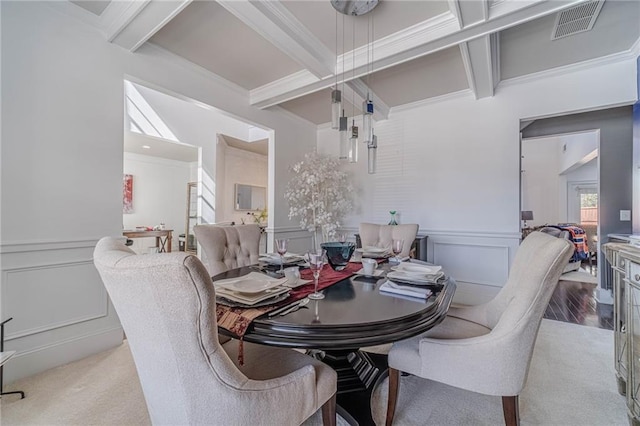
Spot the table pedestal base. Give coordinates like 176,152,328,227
311,349,388,426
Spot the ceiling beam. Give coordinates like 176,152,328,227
345,79,390,121
108,0,192,52
460,33,499,99
217,0,335,79
452,0,489,28
250,0,588,109
217,0,389,120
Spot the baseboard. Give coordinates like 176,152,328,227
4,327,123,384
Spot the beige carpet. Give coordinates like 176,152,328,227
1,319,627,425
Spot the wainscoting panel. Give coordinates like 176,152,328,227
2,261,108,339
428,231,520,290
433,242,510,287
0,238,123,382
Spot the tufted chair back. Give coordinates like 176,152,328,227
359,223,419,258
93,237,337,425
194,224,261,277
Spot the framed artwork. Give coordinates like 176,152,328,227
123,174,133,213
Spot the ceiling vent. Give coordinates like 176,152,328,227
551,0,604,40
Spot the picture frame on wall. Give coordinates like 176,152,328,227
123,174,133,214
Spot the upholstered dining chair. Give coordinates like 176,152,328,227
194,223,261,276
94,237,337,426
385,231,573,426
359,223,419,258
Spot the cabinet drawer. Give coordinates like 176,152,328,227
628,261,640,284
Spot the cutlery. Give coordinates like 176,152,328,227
268,299,305,318
279,298,310,317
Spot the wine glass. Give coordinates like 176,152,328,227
392,239,404,262
275,239,288,274
307,250,326,300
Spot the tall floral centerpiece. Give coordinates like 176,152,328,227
285,152,354,250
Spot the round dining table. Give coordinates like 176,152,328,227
213,265,456,425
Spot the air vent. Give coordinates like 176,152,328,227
551,0,604,40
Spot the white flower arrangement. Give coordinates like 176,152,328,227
285,152,354,241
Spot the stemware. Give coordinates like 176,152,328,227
392,239,404,262
307,250,326,300
275,239,288,274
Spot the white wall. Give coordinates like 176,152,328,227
123,152,194,252
0,1,316,382
318,55,637,300
522,136,561,227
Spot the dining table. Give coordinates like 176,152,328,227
213,261,456,425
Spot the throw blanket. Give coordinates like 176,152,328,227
549,224,589,262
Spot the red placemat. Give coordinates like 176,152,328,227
216,262,363,338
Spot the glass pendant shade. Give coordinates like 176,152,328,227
348,124,358,163
331,89,342,129
362,98,374,143
367,134,377,174
338,115,348,160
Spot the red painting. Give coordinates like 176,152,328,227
123,174,133,214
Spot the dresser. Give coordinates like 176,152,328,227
604,242,640,425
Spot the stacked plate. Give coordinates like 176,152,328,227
355,246,391,258
214,272,290,308
387,263,445,286
259,253,305,266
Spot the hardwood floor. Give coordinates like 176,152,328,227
544,261,613,330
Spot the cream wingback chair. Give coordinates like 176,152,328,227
359,223,419,258
194,224,261,276
94,237,337,426
385,232,573,426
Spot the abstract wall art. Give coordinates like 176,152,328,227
123,174,133,213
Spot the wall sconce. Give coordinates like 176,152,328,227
521,211,534,228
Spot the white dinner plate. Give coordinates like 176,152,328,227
391,263,442,275
214,272,286,294
387,270,444,285
354,268,385,277
216,291,290,308
216,285,289,304
259,253,305,265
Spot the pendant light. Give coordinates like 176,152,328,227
364,12,377,174
338,12,349,160
331,10,341,130
349,122,358,163
348,17,358,163
331,0,379,166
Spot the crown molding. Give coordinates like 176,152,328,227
389,89,474,116
251,70,322,108
498,46,639,90
102,0,150,42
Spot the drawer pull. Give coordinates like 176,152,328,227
621,259,626,267
635,274,640,282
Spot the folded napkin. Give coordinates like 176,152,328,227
380,280,432,300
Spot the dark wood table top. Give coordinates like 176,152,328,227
213,265,456,350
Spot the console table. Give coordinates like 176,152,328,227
123,230,173,253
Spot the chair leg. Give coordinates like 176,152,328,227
386,367,400,426
502,395,520,426
321,392,336,426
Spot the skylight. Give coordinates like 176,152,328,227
124,80,178,142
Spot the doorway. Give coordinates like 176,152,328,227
520,106,634,330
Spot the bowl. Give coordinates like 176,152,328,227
321,242,356,271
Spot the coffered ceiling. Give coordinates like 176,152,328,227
65,0,640,125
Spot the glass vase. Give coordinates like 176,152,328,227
389,211,398,226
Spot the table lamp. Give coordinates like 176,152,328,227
521,211,534,228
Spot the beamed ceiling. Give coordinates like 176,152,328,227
65,0,639,125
